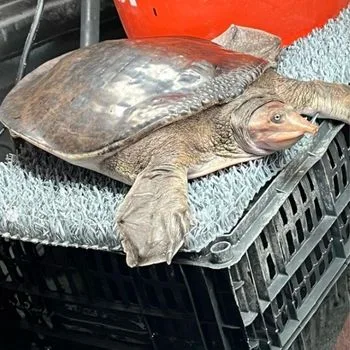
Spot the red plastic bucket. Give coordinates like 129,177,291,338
113,0,349,45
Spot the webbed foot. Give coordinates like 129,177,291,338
116,164,191,267
212,24,282,64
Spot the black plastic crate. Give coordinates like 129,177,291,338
246,167,329,299
0,242,249,350
250,229,338,347
330,202,350,258
0,121,349,350
0,240,348,350
320,128,350,208
283,266,349,350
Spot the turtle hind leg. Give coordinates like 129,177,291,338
257,69,350,125
116,162,191,268
212,25,282,64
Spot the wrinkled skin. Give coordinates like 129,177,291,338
117,26,349,268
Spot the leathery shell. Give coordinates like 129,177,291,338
0,37,270,159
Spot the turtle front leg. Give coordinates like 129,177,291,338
116,163,191,268
258,69,350,124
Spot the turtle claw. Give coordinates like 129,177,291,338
166,241,181,265
119,212,189,267
166,253,173,265
120,230,186,268
121,238,139,268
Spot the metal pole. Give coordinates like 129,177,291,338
16,0,45,83
80,0,100,47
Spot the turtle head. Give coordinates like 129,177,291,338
247,101,318,153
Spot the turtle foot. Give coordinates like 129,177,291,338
212,24,282,64
116,163,191,268
119,208,191,268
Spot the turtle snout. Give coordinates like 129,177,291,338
303,121,319,136
287,112,319,136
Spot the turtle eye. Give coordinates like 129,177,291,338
271,114,283,123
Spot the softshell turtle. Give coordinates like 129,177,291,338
0,25,349,268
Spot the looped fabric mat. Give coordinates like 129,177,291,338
0,6,349,253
